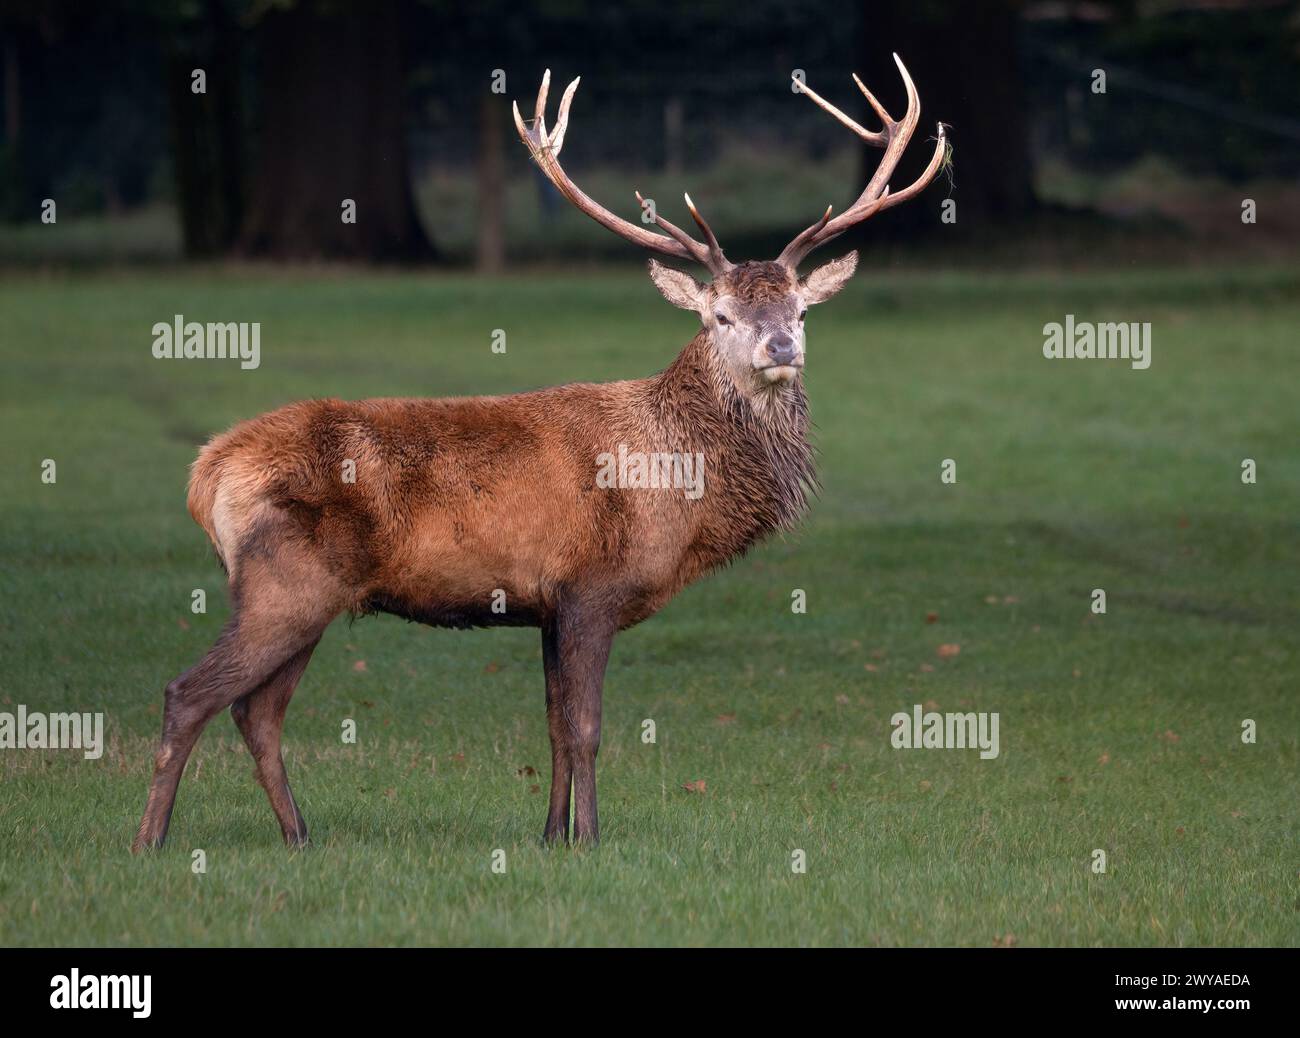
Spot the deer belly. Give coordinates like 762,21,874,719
363,560,547,628
365,514,556,628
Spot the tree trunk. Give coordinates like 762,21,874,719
4,35,19,148
663,96,684,176
856,0,1035,233
1,31,24,221
475,93,505,274
166,0,244,258
239,0,432,261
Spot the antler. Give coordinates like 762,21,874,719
778,54,947,269
513,70,733,275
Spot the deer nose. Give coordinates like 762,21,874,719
766,333,797,366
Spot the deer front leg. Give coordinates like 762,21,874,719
541,621,571,844
551,601,615,845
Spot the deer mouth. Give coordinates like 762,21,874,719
757,362,803,384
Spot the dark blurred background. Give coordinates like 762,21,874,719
1,0,1298,269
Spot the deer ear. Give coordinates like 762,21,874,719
648,259,705,311
800,250,858,304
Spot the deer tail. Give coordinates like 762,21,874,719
187,444,230,569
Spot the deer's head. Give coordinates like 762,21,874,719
514,57,946,398
646,257,857,390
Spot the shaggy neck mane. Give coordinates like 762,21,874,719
644,331,817,541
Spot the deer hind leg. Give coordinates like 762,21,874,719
230,638,319,847
132,519,346,853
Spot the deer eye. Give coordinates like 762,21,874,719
715,312,730,326
798,309,808,321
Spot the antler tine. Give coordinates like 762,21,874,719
513,71,731,275
684,193,731,273
777,203,834,268
533,68,551,136
778,54,946,269
874,124,945,212
635,191,703,259
793,75,887,146
549,75,580,155
630,191,733,273
851,72,892,129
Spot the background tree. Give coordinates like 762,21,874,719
164,0,245,257
237,0,433,261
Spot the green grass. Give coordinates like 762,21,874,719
0,263,1296,946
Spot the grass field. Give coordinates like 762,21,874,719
0,263,1296,946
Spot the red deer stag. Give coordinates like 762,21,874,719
133,56,946,851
